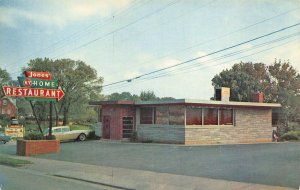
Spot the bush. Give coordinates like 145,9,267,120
24,133,45,140
88,131,96,139
24,133,56,140
279,131,300,141
130,131,138,142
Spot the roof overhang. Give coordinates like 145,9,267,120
89,100,134,106
89,99,281,108
135,99,281,108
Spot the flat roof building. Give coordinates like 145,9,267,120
90,96,281,144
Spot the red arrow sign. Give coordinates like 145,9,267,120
2,86,64,101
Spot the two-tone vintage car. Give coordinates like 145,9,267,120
44,126,91,141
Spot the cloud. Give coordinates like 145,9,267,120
0,0,132,28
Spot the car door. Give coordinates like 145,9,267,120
62,127,74,141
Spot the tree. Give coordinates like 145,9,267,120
212,61,300,132
26,58,103,125
140,90,157,101
212,69,262,101
0,68,10,97
108,92,139,101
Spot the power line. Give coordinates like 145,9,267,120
102,22,300,88
6,0,179,76
7,5,298,78
7,0,151,68
104,35,300,92
103,7,300,78
140,34,300,80
52,0,181,59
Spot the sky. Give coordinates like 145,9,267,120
0,0,300,100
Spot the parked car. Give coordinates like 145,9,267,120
0,132,12,144
43,126,91,142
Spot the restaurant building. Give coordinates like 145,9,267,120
90,89,281,144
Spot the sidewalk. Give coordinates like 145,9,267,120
5,155,296,190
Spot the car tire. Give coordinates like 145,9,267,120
78,133,86,141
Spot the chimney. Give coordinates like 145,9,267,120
252,92,264,103
215,87,230,102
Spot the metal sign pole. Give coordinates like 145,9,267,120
29,101,43,135
49,101,53,139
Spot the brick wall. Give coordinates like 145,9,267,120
17,140,60,156
0,98,17,118
102,105,135,140
137,124,185,144
185,108,273,144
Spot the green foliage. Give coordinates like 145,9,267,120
108,92,141,101
279,131,300,141
88,131,96,139
70,124,92,131
130,131,138,142
0,115,11,128
24,133,45,140
71,106,97,124
0,156,32,167
212,69,262,101
25,58,103,125
16,98,32,118
24,133,56,140
212,61,300,132
0,68,11,97
140,90,157,101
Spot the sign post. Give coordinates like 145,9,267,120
1,71,64,138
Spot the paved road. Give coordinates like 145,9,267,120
1,141,299,188
0,165,108,190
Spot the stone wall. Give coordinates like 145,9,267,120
185,108,273,144
137,124,185,144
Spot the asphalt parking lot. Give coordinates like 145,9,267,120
1,141,299,188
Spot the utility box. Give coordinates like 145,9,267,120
215,87,230,102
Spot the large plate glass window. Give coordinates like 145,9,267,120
219,108,233,125
140,107,154,124
203,108,218,125
186,107,202,125
169,105,185,125
155,106,169,125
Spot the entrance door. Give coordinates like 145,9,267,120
122,117,134,138
103,116,111,139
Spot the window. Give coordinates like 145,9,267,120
155,106,169,124
2,99,7,106
53,128,62,134
186,107,202,125
219,108,233,125
62,127,70,132
140,107,154,124
169,106,185,125
203,108,218,125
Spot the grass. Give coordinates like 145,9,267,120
0,155,32,167
69,124,92,131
